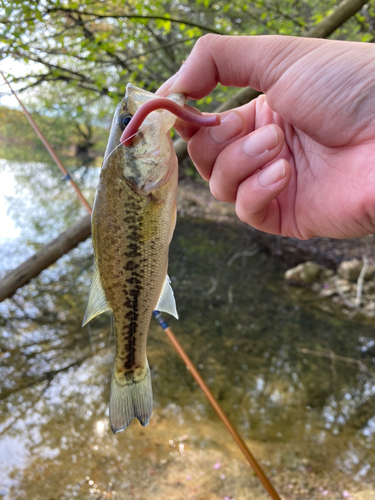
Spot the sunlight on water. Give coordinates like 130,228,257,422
0,161,374,499
0,163,20,242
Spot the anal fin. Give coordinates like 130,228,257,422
155,274,178,319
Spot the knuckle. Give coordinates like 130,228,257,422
187,140,199,166
236,204,250,225
195,34,222,52
209,178,221,201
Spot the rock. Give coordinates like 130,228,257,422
311,282,321,292
364,302,375,312
336,278,352,293
320,284,336,297
285,261,323,284
364,280,375,293
337,259,363,281
365,264,375,280
321,268,334,280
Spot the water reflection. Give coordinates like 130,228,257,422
0,162,374,498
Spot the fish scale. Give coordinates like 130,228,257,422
95,179,165,371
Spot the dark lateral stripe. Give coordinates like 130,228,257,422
123,272,144,370
121,200,145,371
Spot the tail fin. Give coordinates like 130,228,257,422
109,360,153,434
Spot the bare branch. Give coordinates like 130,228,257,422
306,0,368,38
297,347,375,377
45,7,224,35
0,355,90,400
355,256,369,307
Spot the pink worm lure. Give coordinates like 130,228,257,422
120,97,221,146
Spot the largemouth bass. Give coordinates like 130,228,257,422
83,84,184,433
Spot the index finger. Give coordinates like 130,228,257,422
158,34,255,99
157,34,324,100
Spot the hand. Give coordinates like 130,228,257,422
158,35,375,239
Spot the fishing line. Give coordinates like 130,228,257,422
86,323,94,354
108,313,114,349
102,129,142,164
103,140,127,164
0,82,13,98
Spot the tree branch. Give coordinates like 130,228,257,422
297,347,375,377
46,7,224,35
306,0,368,38
10,49,97,85
0,355,90,400
0,215,92,302
126,36,199,61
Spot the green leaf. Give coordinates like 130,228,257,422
34,8,43,22
155,18,172,33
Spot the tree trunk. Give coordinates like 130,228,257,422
0,215,91,302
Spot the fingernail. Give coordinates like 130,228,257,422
157,74,179,95
210,112,244,143
168,62,188,92
258,159,285,187
244,126,278,156
158,62,187,95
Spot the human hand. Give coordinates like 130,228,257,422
158,35,375,239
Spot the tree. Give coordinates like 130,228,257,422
0,0,374,173
2,0,374,105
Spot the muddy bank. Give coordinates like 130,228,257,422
177,179,375,269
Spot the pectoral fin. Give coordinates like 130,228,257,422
82,265,110,326
155,275,178,319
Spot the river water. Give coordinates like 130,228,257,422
0,161,374,500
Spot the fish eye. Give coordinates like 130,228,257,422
118,113,132,131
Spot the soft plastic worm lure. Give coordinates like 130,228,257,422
120,97,221,146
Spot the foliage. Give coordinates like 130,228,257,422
1,0,374,104
0,0,374,174
0,102,107,168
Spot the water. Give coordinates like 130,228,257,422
0,161,374,500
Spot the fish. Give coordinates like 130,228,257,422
82,84,185,433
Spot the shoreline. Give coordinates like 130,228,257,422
177,178,375,269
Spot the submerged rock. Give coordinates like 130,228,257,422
285,261,324,284
285,257,375,321
319,283,336,297
337,259,363,281
336,278,352,293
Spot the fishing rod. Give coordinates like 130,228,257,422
153,312,281,500
0,71,92,214
1,73,281,500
